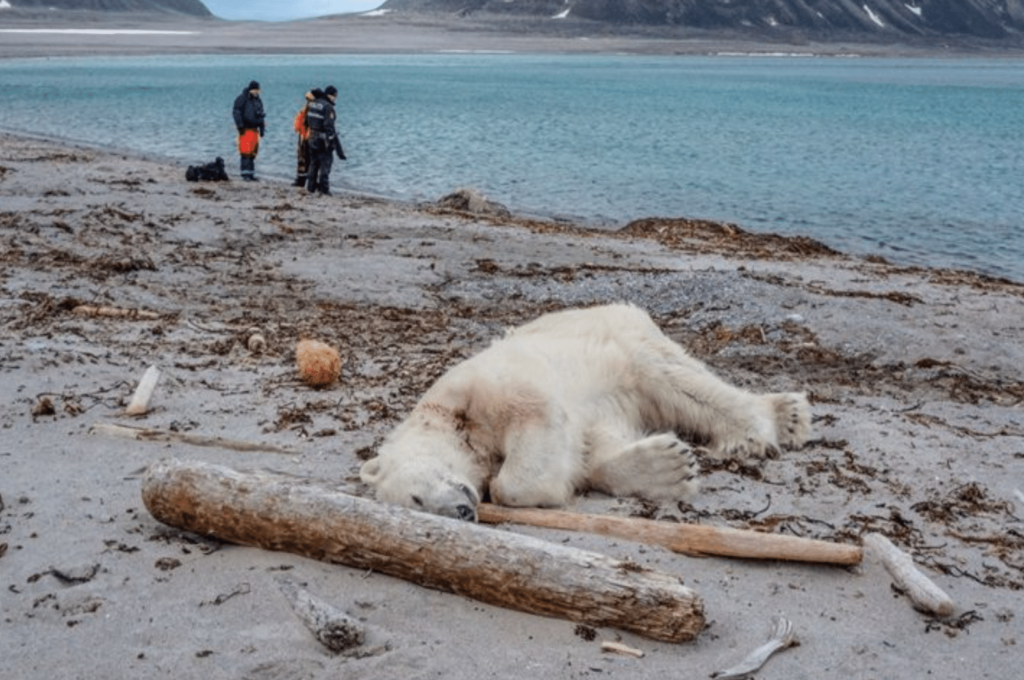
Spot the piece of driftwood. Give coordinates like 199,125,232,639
125,365,161,416
275,577,367,655
477,504,862,566
142,459,705,642
711,616,797,680
72,304,161,320
601,641,645,658
863,532,954,617
91,423,294,455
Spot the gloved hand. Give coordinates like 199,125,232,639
237,128,245,135
336,149,347,160
259,126,265,137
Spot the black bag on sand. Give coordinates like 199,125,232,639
186,157,230,182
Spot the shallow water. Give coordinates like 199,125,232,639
1,53,1022,280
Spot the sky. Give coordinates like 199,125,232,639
202,0,385,22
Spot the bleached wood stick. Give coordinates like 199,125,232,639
478,504,862,566
125,365,161,416
863,532,955,617
142,459,706,643
72,304,161,320
601,641,645,658
275,577,367,654
90,423,294,455
712,616,797,679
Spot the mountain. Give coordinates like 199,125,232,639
2,0,213,16
380,0,1024,41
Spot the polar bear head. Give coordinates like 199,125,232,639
360,455,480,522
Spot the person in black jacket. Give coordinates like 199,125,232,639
305,85,346,196
232,80,266,181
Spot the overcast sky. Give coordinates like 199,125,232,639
203,1,385,21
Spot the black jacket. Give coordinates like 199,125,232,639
232,89,265,133
305,94,345,158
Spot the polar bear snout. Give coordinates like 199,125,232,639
361,455,481,521
416,481,479,522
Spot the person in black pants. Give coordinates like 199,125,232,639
232,80,266,181
305,85,346,195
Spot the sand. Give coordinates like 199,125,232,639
1,19,1023,680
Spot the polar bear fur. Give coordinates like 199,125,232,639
360,303,811,521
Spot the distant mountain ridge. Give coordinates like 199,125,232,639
381,0,1024,40
2,0,212,16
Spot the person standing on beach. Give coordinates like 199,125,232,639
305,85,346,196
292,89,320,187
232,80,266,182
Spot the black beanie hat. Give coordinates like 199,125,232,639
311,88,324,98
324,85,338,97
248,80,260,91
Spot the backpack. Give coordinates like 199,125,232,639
186,157,230,182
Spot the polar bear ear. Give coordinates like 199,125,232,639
360,458,384,485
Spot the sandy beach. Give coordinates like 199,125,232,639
1,15,1024,676
2,123,1023,678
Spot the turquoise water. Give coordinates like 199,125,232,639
1,54,1022,281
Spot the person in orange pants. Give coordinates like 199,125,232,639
232,80,265,181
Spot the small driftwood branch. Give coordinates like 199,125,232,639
142,459,705,643
91,423,294,455
478,504,862,566
863,532,955,617
275,577,370,655
125,365,161,416
72,304,161,320
711,616,797,680
601,641,645,658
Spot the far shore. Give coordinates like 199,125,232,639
2,10,1024,59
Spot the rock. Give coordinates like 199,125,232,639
437,188,511,218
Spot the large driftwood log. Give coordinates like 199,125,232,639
478,504,862,566
142,459,705,642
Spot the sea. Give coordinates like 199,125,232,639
1,53,1022,282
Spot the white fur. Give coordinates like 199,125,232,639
361,303,811,520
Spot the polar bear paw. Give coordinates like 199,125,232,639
590,433,699,502
772,392,811,450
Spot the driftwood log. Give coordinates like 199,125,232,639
863,532,955,617
142,459,705,642
478,504,862,566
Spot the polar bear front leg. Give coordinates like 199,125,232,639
488,421,584,508
699,391,811,463
588,433,699,502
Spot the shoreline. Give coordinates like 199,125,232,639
2,130,1024,678
6,124,1021,289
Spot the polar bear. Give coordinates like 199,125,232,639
360,303,810,521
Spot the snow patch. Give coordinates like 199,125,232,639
361,9,392,16
905,3,922,17
766,16,778,27
553,8,570,19
863,5,885,27
0,0,12,8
